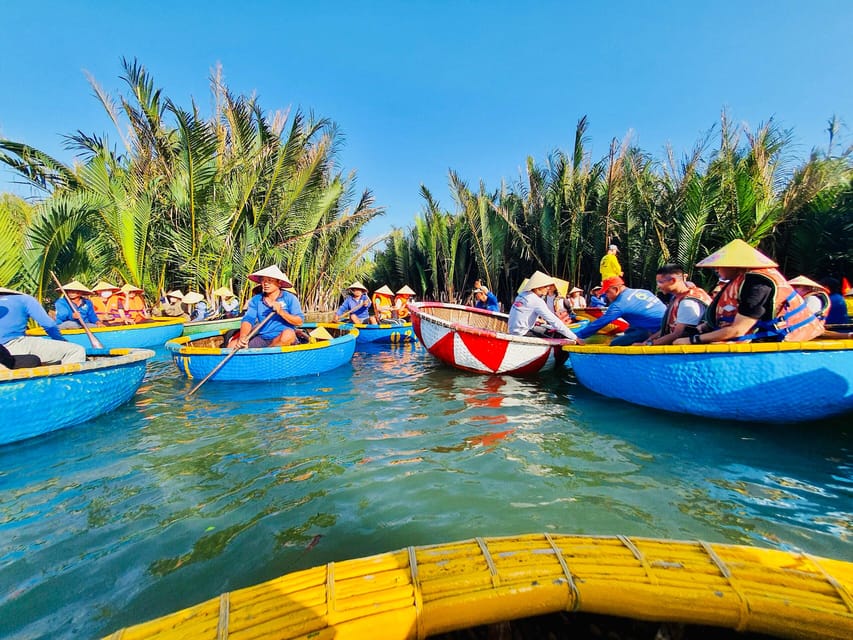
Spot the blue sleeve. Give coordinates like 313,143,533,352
286,293,304,320
243,296,261,325
55,298,72,323
27,296,66,341
575,301,624,339
84,300,99,324
363,294,372,310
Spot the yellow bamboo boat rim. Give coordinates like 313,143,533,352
105,533,853,639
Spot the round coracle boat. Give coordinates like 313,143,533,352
0,348,154,445
103,533,853,639
563,338,853,423
575,307,630,335
27,317,185,349
181,316,241,336
165,324,358,382
408,302,582,375
332,320,415,345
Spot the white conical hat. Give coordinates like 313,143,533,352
346,281,368,292
58,280,93,294
182,292,205,304
787,275,827,291
212,287,235,298
569,286,583,294
166,289,185,300
522,270,556,291
0,287,22,295
120,283,144,294
553,277,569,298
92,280,120,292
374,285,394,295
248,265,293,287
396,285,416,295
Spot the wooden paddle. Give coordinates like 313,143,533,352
49,271,104,349
186,311,275,397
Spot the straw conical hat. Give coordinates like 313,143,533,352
396,285,416,296
309,326,333,341
346,281,368,292
212,287,235,298
248,265,293,287
553,277,569,298
120,283,144,294
569,286,583,294
58,280,93,294
697,239,778,269
523,271,556,292
374,285,394,295
787,275,827,291
517,278,529,294
182,292,205,304
0,287,22,295
166,289,185,300
92,280,120,292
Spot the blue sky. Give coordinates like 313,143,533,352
1,1,851,240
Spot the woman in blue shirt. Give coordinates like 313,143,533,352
229,265,305,348
55,281,101,329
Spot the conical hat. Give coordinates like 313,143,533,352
309,326,333,341
517,278,529,294
0,287,22,295
248,265,293,287
553,277,569,298
92,280,120,292
58,280,93,294
120,283,143,294
523,270,556,292
374,285,394,295
696,239,778,269
212,287,235,298
569,286,583,294
396,285,416,296
346,281,368,292
787,275,827,291
166,289,184,300
182,292,205,304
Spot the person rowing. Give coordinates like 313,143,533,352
227,265,304,348
54,280,103,329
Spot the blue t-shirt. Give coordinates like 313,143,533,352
826,293,850,324
191,301,209,322
55,297,99,325
575,288,667,339
0,293,65,343
242,291,304,340
473,292,500,312
336,294,371,322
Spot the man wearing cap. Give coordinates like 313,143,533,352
0,287,86,366
335,282,377,324
507,271,582,342
599,244,623,282
673,239,823,345
230,265,305,348
55,281,102,329
574,276,666,346
472,279,499,312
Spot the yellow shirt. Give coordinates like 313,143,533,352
599,253,622,280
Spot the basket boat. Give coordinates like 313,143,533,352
103,532,853,640
181,317,241,336
575,307,630,335
331,321,415,345
563,339,853,423
165,324,358,382
27,317,184,349
408,302,581,375
0,348,154,445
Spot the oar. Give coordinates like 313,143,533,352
49,271,104,349
186,311,275,397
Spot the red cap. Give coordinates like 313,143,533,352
601,276,624,291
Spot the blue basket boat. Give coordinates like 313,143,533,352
0,348,155,445
165,324,358,382
181,316,241,336
563,339,853,423
330,321,415,345
27,317,185,348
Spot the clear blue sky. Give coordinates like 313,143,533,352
1,1,851,240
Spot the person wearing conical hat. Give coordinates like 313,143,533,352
0,286,86,367
334,281,377,325
91,280,121,322
507,271,582,342
787,276,831,320
228,265,305,349
472,279,500,312
588,285,606,308
54,280,102,330
567,286,587,310
393,285,416,320
213,287,240,318
672,239,823,346
372,285,395,322
153,289,189,320
114,283,150,324
183,292,209,322
573,275,666,346
545,277,571,323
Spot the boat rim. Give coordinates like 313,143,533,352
165,325,359,355
563,339,853,355
0,347,155,381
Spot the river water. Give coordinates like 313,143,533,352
1,343,851,639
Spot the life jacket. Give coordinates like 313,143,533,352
803,291,831,320
394,295,411,319
660,285,712,336
117,294,148,323
710,268,823,342
373,292,394,321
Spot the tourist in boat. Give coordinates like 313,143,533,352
91,280,121,323
372,285,395,321
588,285,607,308
213,287,240,318
545,278,572,322
334,282,377,324
115,284,150,324
819,277,851,325
472,280,499,312
574,276,666,347
673,239,823,345
567,287,587,310
599,244,623,282
183,292,208,321
153,290,190,320
393,285,416,319
0,287,86,365
507,271,582,342
54,281,102,329
229,265,304,348
787,276,831,320
638,264,712,346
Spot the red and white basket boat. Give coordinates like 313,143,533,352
408,302,576,375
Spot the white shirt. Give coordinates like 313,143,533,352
675,298,704,326
508,291,578,339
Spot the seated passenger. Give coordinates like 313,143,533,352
588,285,607,307
91,281,121,323
819,277,851,325
116,284,150,324
545,278,572,322
673,239,823,346
568,287,587,310
154,290,190,320
228,265,304,348
787,275,831,321
54,281,102,329
640,264,712,346
574,276,667,347
507,271,582,342
213,287,240,318
393,285,416,319
335,282,376,324
472,279,500,312
183,292,208,322
0,286,86,365
372,285,395,322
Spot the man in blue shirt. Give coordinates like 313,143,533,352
574,276,666,346
0,287,86,365
55,281,101,329
588,286,607,308
334,282,376,324
472,280,500,312
230,266,305,348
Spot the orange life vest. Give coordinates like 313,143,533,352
394,295,411,319
660,286,712,336
117,294,149,323
710,268,823,342
373,292,394,321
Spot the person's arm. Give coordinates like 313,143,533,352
531,296,581,342
277,294,304,326
54,298,72,324
28,296,67,341
334,299,351,322
575,300,623,339
673,313,758,345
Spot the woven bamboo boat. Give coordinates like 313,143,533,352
0,348,154,445
331,321,415,345
165,324,358,382
27,318,185,349
103,533,853,639
181,317,241,336
563,339,853,423
408,302,584,375
575,307,630,335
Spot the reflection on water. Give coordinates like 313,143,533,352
0,343,850,639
